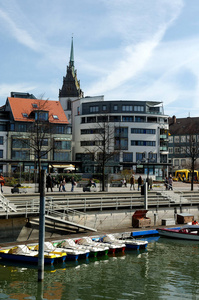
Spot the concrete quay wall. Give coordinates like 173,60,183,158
0,205,199,244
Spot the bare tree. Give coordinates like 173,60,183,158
82,116,122,191
19,100,54,192
180,134,199,190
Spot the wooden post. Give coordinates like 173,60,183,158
38,170,46,282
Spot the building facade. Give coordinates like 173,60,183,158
168,115,199,173
0,93,72,175
72,98,169,180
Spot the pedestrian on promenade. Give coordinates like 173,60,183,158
130,175,135,190
168,175,173,190
137,176,142,191
46,173,53,192
0,173,5,193
62,178,66,192
71,176,76,192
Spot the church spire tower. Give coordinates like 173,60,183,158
59,37,84,98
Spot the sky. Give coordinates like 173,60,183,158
0,0,199,118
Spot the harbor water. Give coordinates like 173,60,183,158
0,236,199,299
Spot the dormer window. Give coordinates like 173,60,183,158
22,113,28,118
32,103,38,108
53,115,59,120
35,111,48,121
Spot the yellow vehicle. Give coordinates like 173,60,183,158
174,169,199,182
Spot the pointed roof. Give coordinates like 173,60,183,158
59,38,84,98
69,37,74,70
7,97,69,124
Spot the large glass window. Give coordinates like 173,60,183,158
131,128,156,134
0,137,3,145
12,138,29,148
135,116,145,122
0,150,3,158
131,140,156,146
12,150,30,160
174,136,180,143
122,116,133,122
89,106,99,113
123,152,133,162
17,124,27,132
54,152,71,161
115,127,128,137
54,140,71,150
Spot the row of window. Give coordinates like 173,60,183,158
81,128,156,135
80,139,156,148
89,105,145,113
75,152,157,163
10,123,71,134
11,150,71,161
12,138,71,150
169,135,199,143
81,116,158,124
169,147,188,154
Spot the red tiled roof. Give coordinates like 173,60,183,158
7,97,68,124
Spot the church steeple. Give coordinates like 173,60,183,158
59,37,83,98
69,37,74,71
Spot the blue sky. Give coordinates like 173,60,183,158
0,0,199,118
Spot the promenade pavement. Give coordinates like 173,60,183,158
1,180,197,195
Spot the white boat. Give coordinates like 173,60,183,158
102,234,126,252
157,225,199,241
102,234,148,250
77,237,109,257
56,239,90,259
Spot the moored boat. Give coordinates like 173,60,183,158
54,240,90,260
76,237,109,257
0,245,58,264
102,234,126,252
157,225,199,241
102,234,148,251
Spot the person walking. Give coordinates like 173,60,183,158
46,173,53,192
62,178,66,192
137,175,142,191
0,173,5,193
71,176,76,192
168,175,173,190
130,175,135,190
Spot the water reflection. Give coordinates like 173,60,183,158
0,238,198,299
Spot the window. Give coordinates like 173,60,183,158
55,125,65,134
12,150,30,160
131,128,156,134
115,127,128,137
0,124,6,131
136,152,145,162
0,150,3,158
174,159,179,166
0,137,3,145
174,136,179,143
35,111,48,121
131,140,156,146
17,124,27,132
122,105,133,111
41,139,48,146
181,146,186,154
114,138,128,150
53,115,59,120
54,140,71,150
181,136,186,143
134,106,144,112
174,147,180,153
181,159,186,166
168,147,173,154
54,152,71,161
168,136,173,143
22,113,28,118
102,105,107,111
32,103,38,108
135,116,145,122
123,152,133,162
113,105,118,111
109,116,121,122
89,106,99,113
122,116,133,122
